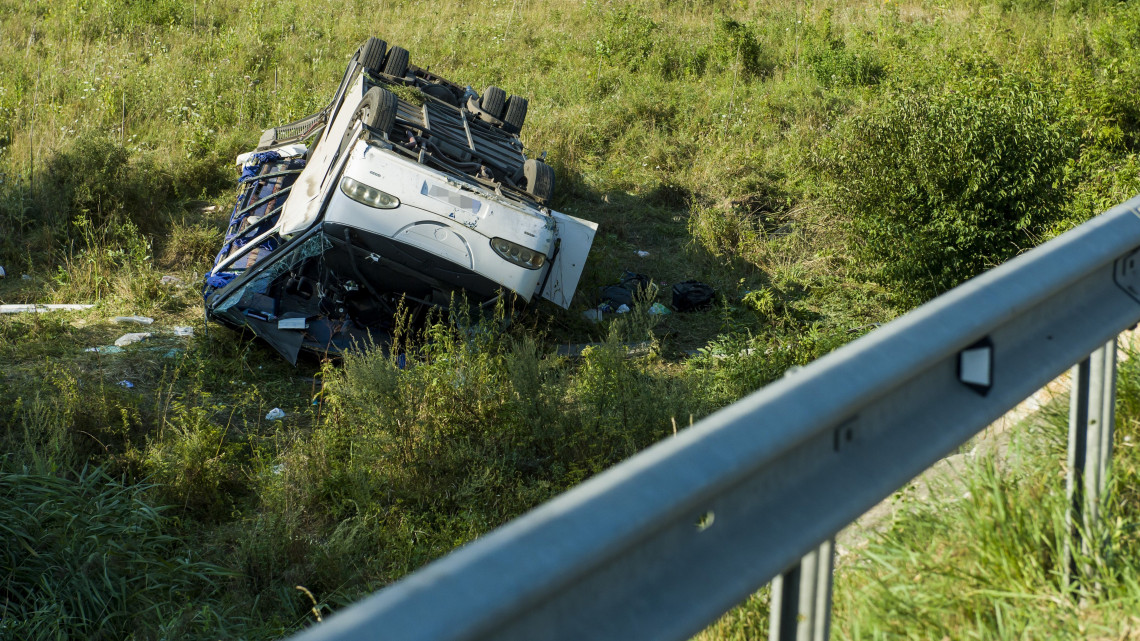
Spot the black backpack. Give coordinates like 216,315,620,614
672,281,715,312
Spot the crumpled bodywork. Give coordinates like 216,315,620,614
204,38,597,363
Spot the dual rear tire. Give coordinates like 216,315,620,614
361,37,409,78
480,86,528,133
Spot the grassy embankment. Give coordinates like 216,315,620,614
2,0,1140,637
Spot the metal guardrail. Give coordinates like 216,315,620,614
288,195,1140,641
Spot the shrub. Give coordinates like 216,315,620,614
828,76,1078,304
40,135,173,238
708,18,768,78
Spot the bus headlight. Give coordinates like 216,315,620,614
490,237,546,270
340,176,400,209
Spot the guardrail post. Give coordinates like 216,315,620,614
1065,336,1118,586
768,538,834,641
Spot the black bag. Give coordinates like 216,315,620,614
598,271,653,308
672,281,715,311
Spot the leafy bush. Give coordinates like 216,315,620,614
828,76,1078,304
40,136,172,237
247,308,695,596
708,18,768,77
806,40,883,89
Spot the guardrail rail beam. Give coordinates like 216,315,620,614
286,196,1140,641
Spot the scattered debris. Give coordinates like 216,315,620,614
112,315,154,325
1,304,95,314
672,281,716,312
616,304,631,314
0,266,5,278
118,380,134,389
649,302,671,315
164,349,183,359
598,271,653,309
85,345,124,354
114,332,152,347
582,308,604,323
160,275,184,286
556,341,653,358
173,326,194,337
636,250,650,258
21,274,31,281
265,408,286,421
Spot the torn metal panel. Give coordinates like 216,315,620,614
204,38,597,362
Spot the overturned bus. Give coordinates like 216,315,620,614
203,37,597,363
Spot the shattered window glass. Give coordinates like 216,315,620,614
214,233,331,317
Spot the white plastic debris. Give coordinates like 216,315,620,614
582,308,604,323
112,315,154,325
265,408,286,421
2,304,95,314
173,326,194,337
118,380,134,389
616,304,631,314
160,275,183,286
0,266,5,278
85,345,124,354
636,250,650,257
114,332,152,347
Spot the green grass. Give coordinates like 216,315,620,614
3,0,1140,637
829,350,1140,639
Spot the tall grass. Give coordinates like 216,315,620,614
3,0,1140,637
0,465,235,640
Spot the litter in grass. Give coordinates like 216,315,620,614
112,316,154,325
0,266,5,278
114,332,152,347
616,304,631,314
1,304,96,314
118,380,134,389
582,308,604,323
266,408,286,421
173,326,194,337
164,349,183,358
556,341,653,358
21,274,31,280
85,345,125,354
636,250,650,257
598,272,653,309
649,302,670,315
160,275,184,286
672,281,716,311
